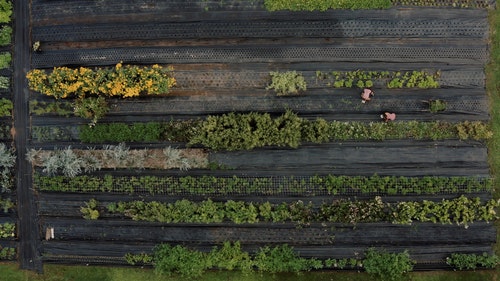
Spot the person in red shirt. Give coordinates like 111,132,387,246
361,88,374,103
381,112,396,122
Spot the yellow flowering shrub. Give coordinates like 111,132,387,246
26,63,176,99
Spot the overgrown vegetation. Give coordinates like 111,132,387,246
34,173,492,196
446,253,500,270
80,112,492,149
266,71,307,96
26,63,176,99
73,97,109,126
130,243,417,279
264,0,392,11
363,248,414,281
0,143,15,192
100,196,499,227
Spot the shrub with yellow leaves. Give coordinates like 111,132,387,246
26,63,176,99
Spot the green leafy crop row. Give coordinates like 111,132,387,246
80,112,492,150
317,70,440,89
130,243,413,281
34,173,492,196
94,196,498,227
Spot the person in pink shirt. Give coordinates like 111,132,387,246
361,88,374,103
381,112,396,122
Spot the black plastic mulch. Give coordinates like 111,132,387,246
25,0,495,269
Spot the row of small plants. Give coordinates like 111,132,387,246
0,222,14,238
263,0,489,11
34,173,492,196
127,242,413,281
27,144,208,177
267,70,440,96
79,112,492,151
83,196,499,227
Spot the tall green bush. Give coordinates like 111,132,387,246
363,249,414,281
189,110,302,150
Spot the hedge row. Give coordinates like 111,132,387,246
95,196,499,227
34,174,492,196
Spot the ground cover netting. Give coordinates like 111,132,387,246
27,0,496,272
32,9,488,42
31,44,488,69
33,173,492,196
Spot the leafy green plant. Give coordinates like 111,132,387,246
0,52,10,69
80,199,100,220
0,25,11,46
446,253,500,270
73,96,109,126
0,143,15,192
0,76,9,89
0,197,13,213
154,244,208,277
266,71,307,96
429,99,447,113
0,246,15,260
80,122,165,143
254,244,322,273
0,97,12,116
363,248,414,281
0,0,12,23
0,222,14,238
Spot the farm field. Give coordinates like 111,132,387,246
1,0,499,279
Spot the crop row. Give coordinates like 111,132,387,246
126,242,498,279
264,0,491,11
84,196,499,227
27,145,208,177
34,174,492,196
79,112,492,150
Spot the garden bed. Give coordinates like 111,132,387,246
25,0,497,274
